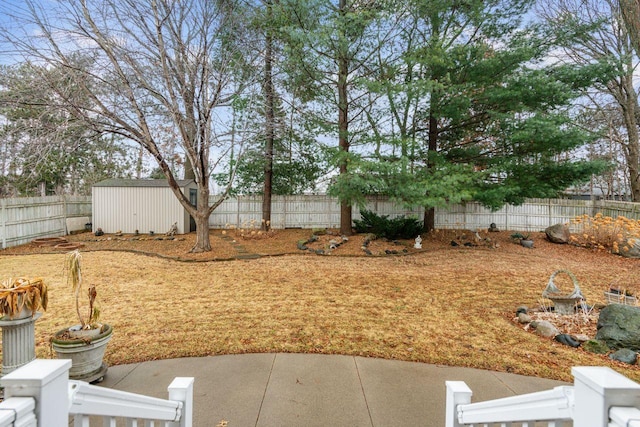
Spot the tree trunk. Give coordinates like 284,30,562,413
338,0,352,236
136,147,144,179
262,0,275,232
423,109,438,232
620,0,640,57
191,187,211,252
622,106,640,201
616,72,640,202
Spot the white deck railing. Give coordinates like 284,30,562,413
446,366,640,427
0,359,193,427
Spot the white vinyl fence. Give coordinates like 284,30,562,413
1,195,639,249
0,196,91,249
208,195,640,232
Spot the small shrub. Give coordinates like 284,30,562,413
353,210,423,240
569,213,640,253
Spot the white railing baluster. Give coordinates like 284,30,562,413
73,415,89,427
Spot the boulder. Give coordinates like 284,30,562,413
530,320,559,338
618,238,640,258
595,304,640,350
609,348,637,365
517,313,532,324
545,224,571,244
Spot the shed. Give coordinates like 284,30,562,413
92,179,198,235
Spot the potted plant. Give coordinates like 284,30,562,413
0,278,48,320
50,250,112,382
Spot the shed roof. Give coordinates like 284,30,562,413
93,179,195,188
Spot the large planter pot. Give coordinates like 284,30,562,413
51,323,113,382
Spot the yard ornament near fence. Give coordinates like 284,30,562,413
414,235,422,249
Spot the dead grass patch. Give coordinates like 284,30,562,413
0,229,638,383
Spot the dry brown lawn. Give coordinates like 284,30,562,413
1,228,639,383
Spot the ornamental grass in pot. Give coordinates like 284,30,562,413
50,250,112,382
0,277,48,320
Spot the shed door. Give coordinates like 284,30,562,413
189,189,197,232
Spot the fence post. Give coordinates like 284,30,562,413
445,381,472,427
1,359,72,427
168,377,194,427
572,366,640,427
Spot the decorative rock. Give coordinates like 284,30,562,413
609,348,637,365
596,304,640,350
545,224,571,244
582,339,610,354
517,313,532,324
520,239,534,249
363,249,372,255
297,241,308,250
574,334,590,343
516,306,528,315
530,320,560,338
618,238,640,258
554,334,580,348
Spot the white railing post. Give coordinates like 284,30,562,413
168,377,194,427
445,381,472,427
572,366,640,427
0,359,71,427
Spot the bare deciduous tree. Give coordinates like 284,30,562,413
540,0,640,201
0,0,258,252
